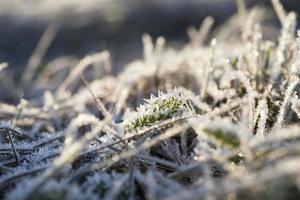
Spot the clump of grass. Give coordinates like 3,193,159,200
2,0,300,199
122,89,191,133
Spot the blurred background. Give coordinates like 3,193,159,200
0,0,299,77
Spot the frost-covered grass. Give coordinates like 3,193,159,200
1,0,300,199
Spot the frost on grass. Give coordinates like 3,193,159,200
122,89,191,133
6,178,96,200
203,118,240,149
2,0,300,199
